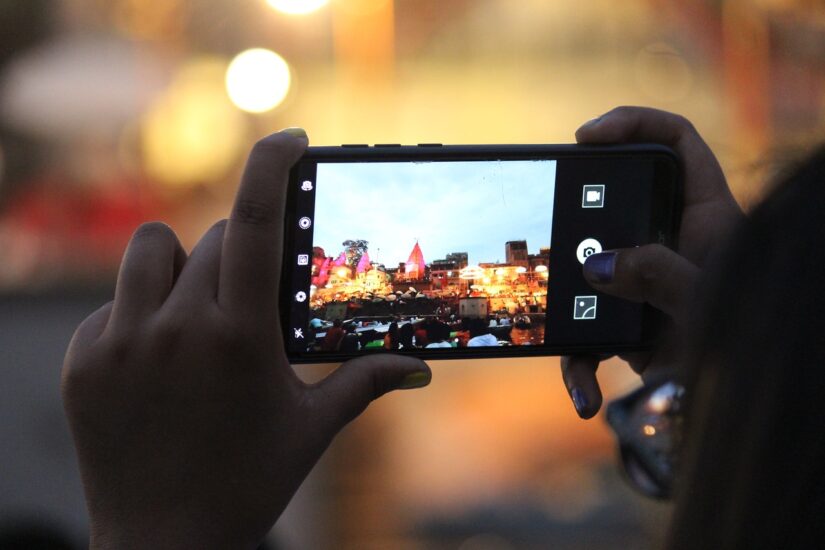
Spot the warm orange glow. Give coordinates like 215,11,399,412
643,424,657,436
266,0,328,16
459,265,484,279
141,58,246,188
332,0,394,82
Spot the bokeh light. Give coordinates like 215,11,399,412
266,0,329,16
225,48,291,113
141,58,248,188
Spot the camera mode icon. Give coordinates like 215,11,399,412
576,238,602,264
573,296,598,320
301,180,313,191
298,217,312,230
582,184,605,208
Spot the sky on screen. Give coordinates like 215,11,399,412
313,160,556,266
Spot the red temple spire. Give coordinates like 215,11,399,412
406,241,426,279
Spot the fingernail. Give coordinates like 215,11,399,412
571,387,589,417
583,251,617,284
399,371,431,390
281,127,308,139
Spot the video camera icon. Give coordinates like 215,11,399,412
582,184,605,208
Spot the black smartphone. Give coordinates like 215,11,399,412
282,143,681,363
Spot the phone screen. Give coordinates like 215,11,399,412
284,146,679,361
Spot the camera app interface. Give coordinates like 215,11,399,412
292,160,556,353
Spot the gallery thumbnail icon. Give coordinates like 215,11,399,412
295,291,307,303
297,254,309,266
573,296,597,320
582,184,605,208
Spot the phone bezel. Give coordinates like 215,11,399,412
282,143,682,364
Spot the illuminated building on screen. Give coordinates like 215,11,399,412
310,240,550,316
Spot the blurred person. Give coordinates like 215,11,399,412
398,320,414,349
455,317,471,347
340,323,360,352
320,318,345,351
467,318,498,347
562,107,824,548
413,320,429,347
383,321,399,350
424,318,452,349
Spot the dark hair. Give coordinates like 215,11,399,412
468,318,488,338
385,321,399,350
399,322,414,347
669,147,825,549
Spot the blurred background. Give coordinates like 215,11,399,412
1,0,824,548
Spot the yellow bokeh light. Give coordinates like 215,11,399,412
226,48,291,114
141,58,247,189
266,0,329,15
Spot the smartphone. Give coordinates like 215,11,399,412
282,143,681,363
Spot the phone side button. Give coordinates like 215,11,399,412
374,143,401,147
342,144,369,147
417,143,442,147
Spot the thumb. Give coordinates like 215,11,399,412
312,354,431,429
582,244,699,323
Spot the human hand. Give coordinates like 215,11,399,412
61,129,431,549
562,107,743,418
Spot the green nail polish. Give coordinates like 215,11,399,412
399,371,431,389
281,127,308,139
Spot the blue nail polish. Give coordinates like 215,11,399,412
584,252,616,283
572,387,589,416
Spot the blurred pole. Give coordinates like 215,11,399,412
722,0,771,154
332,0,395,86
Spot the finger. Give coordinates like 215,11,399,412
582,244,699,322
312,354,431,430
617,352,652,375
167,219,227,306
575,106,731,206
110,222,186,326
561,355,603,419
69,301,114,348
219,129,308,317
